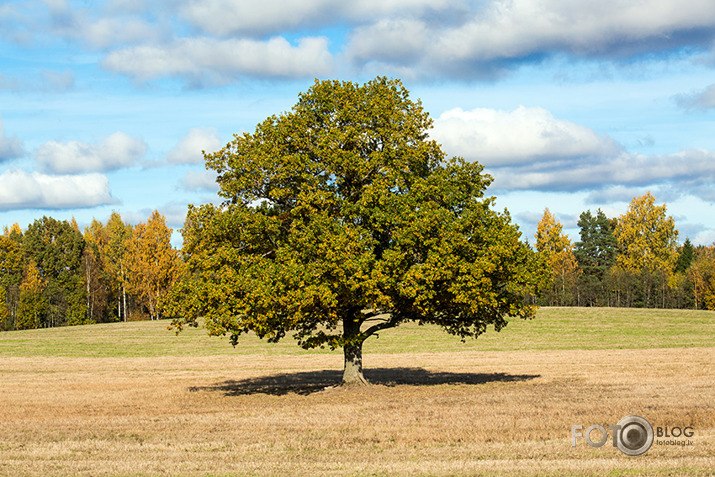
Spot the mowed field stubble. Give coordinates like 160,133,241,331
0,307,713,476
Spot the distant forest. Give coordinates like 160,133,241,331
1,210,179,330
1,192,714,331
534,192,714,310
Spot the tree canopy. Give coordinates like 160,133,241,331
166,77,542,384
574,209,616,279
535,209,579,306
615,192,678,274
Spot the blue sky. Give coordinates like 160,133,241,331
1,0,715,247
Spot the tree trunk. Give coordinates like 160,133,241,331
122,286,127,322
342,317,368,385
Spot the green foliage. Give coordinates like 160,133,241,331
573,209,617,306
21,217,88,327
675,238,694,274
574,209,616,278
167,77,542,381
23,217,85,287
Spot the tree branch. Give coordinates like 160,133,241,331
362,312,401,338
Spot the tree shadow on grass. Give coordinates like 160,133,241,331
189,368,540,396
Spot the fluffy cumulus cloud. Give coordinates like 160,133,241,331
431,105,715,202
35,132,147,173
0,169,116,211
0,116,24,161
16,0,715,83
167,128,222,164
42,0,164,49
102,36,333,84
431,106,621,166
346,0,715,78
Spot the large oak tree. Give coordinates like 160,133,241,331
167,77,542,384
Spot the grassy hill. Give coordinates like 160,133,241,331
0,306,712,358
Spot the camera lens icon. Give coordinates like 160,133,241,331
616,415,654,456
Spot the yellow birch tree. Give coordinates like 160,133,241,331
16,261,47,330
126,211,180,320
688,245,715,310
103,213,132,321
614,192,678,307
535,208,580,305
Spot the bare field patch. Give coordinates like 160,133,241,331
1,347,713,476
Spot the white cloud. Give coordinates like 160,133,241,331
22,0,715,83
102,36,333,84
431,106,621,166
346,0,715,78
82,16,163,49
43,0,163,49
180,0,454,36
122,202,188,230
430,105,715,202
0,169,116,211
586,185,652,204
694,229,715,246
168,128,222,164
35,132,147,173
347,18,430,66
490,149,715,195
0,116,24,161
181,170,219,191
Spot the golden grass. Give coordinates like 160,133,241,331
1,347,713,476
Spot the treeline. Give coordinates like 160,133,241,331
0,211,180,331
535,192,715,309
2,191,713,332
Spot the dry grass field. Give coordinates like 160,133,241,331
0,307,713,476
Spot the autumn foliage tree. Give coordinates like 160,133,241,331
166,77,542,385
614,192,678,307
535,209,580,305
16,261,47,330
126,211,180,320
102,213,133,321
0,229,24,329
0,211,179,330
689,246,715,310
